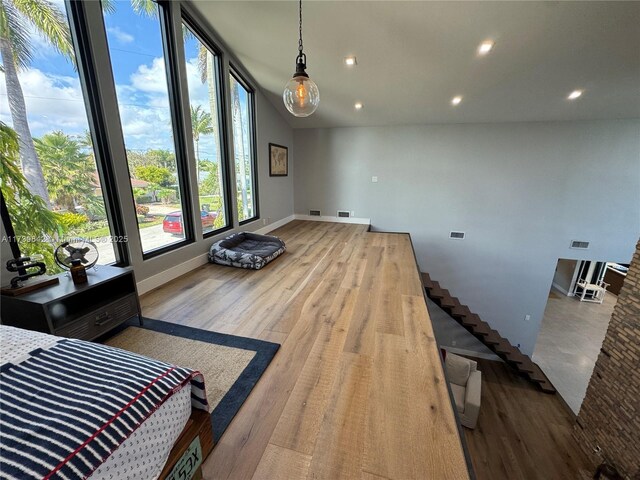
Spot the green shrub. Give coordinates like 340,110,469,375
136,195,153,204
58,212,89,230
158,188,176,204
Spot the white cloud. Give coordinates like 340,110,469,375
130,57,169,94
107,26,135,45
0,68,89,137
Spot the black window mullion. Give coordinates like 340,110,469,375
65,0,129,266
180,10,234,238
230,67,260,225
142,0,195,259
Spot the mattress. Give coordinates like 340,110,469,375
0,326,200,480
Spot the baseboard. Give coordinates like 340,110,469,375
137,253,209,295
552,282,573,296
253,214,295,235
294,214,370,225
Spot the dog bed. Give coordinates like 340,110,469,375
208,232,286,270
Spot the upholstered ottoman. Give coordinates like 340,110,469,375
208,232,286,270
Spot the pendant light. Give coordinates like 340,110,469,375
283,0,319,117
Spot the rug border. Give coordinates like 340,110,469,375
104,317,280,442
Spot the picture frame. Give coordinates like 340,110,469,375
269,143,288,177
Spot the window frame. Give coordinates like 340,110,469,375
0,0,130,269
100,0,196,260
66,0,129,266
229,65,260,226
180,10,233,238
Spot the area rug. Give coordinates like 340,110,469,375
101,317,280,442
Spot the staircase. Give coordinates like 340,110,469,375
422,273,556,394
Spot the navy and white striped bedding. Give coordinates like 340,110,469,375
0,329,208,480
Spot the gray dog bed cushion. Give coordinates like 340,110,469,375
208,232,286,270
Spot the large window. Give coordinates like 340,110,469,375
229,70,258,223
0,0,118,273
103,0,192,254
181,19,229,234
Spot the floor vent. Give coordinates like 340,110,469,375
449,231,465,239
570,240,590,249
337,210,351,218
309,209,321,216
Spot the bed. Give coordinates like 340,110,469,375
0,326,213,480
208,232,286,270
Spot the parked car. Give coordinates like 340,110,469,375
162,211,217,235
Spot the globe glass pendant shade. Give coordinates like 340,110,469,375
283,75,319,117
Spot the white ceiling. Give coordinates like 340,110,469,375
191,1,640,129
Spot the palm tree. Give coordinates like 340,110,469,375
196,45,225,214
34,131,95,213
230,78,249,220
0,0,77,206
1,121,61,270
190,104,213,163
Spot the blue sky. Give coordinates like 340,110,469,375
0,0,252,166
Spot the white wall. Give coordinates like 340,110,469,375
553,258,578,295
294,120,640,355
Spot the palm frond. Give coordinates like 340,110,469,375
12,0,75,66
130,0,157,18
100,0,115,14
1,0,33,70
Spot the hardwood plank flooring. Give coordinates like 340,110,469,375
140,220,469,480
464,358,595,480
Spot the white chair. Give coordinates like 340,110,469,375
576,279,610,304
444,352,482,429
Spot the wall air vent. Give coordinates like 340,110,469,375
337,210,351,218
309,209,321,216
449,231,465,240
570,240,590,249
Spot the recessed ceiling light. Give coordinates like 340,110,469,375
344,56,357,66
451,96,463,106
567,89,584,100
354,102,363,110
477,41,494,56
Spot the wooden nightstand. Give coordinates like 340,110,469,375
1,265,142,340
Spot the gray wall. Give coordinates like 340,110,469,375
294,120,640,355
553,258,578,294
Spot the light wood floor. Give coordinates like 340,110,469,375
464,358,594,480
141,220,469,480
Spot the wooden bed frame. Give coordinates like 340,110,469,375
159,409,214,480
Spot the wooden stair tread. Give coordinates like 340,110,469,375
461,313,481,327
439,296,458,308
483,331,502,345
450,305,470,318
493,339,514,354
471,322,491,336
429,288,449,299
537,380,557,394
421,273,436,289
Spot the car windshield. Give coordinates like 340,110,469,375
165,216,181,222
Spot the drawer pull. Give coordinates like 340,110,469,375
95,316,113,326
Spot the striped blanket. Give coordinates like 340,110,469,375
0,335,208,480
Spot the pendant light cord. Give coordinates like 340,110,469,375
298,0,303,55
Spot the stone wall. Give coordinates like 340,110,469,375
573,239,640,478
